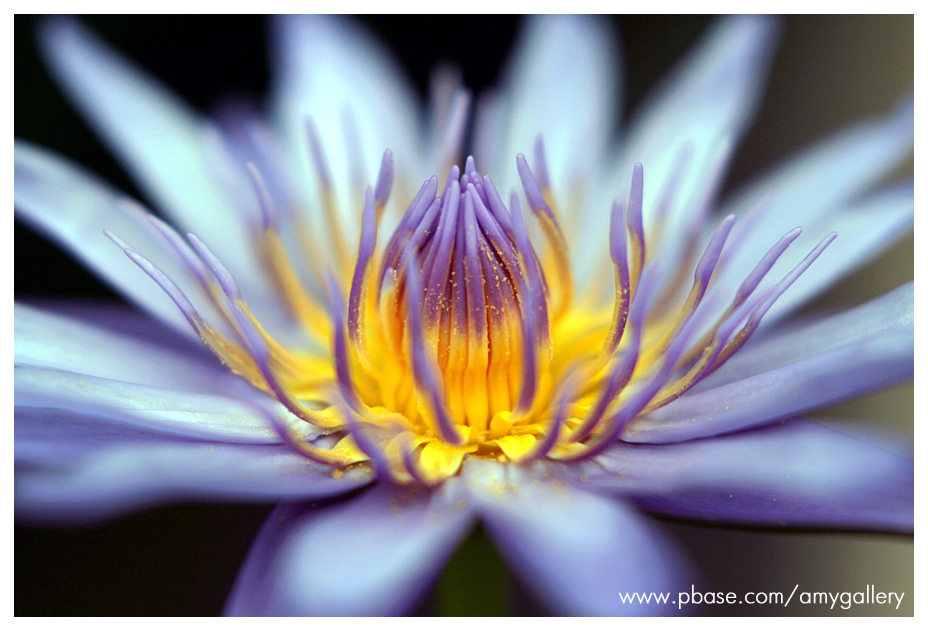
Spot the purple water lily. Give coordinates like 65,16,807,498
15,16,913,616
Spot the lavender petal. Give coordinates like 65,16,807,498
464,459,688,615
15,364,286,443
15,407,370,526
225,482,473,615
585,419,912,532
702,282,913,389
623,333,912,444
14,303,240,396
271,15,421,218
37,18,280,318
481,16,619,211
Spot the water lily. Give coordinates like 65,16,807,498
15,15,913,616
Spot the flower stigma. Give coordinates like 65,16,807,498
109,131,836,487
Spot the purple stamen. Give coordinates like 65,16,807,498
481,175,515,237
187,238,336,431
400,439,431,486
569,307,697,461
443,164,461,193
572,266,655,442
654,230,838,408
516,153,557,224
464,155,477,177
407,198,443,251
626,163,646,280
462,190,488,341
347,187,378,350
703,232,837,376
186,233,243,303
105,230,201,329
245,162,278,231
513,265,540,416
255,405,348,467
422,181,461,324
604,197,631,354
509,191,551,346
379,176,439,289
469,185,525,292
733,227,803,305
401,246,466,446
327,273,366,414
520,370,577,462
137,207,212,288
374,149,395,210
447,203,469,363
691,214,736,303
336,399,398,483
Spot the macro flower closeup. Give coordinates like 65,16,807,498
15,15,913,616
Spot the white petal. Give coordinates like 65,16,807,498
584,419,912,531
270,15,422,235
38,19,290,333
16,407,371,526
15,364,282,442
575,16,779,290
15,140,218,337
480,16,621,217
464,459,688,615
702,282,913,388
762,184,912,323
15,302,240,394
226,482,474,615
723,96,913,261
624,334,912,444
714,98,913,321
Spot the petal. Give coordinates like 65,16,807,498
479,16,621,210
225,482,474,616
711,98,913,322
703,282,913,387
760,183,913,323
463,459,688,616
37,19,290,333
722,97,913,274
15,364,283,442
15,408,371,526
625,283,913,443
15,302,240,395
576,16,780,286
14,140,219,337
583,419,912,532
624,334,911,444
270,16,421,225
24,298,213,357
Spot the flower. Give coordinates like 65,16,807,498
14,15,913,616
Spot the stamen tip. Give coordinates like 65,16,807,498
464,155,477,175
375,149,395,208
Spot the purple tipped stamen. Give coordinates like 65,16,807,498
374,149,395,211
246,162,278,231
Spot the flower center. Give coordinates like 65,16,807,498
365,159,549,434
114,140,834,486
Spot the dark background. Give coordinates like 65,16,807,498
15,15,913,616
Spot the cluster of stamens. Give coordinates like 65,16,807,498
109,129,834,485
